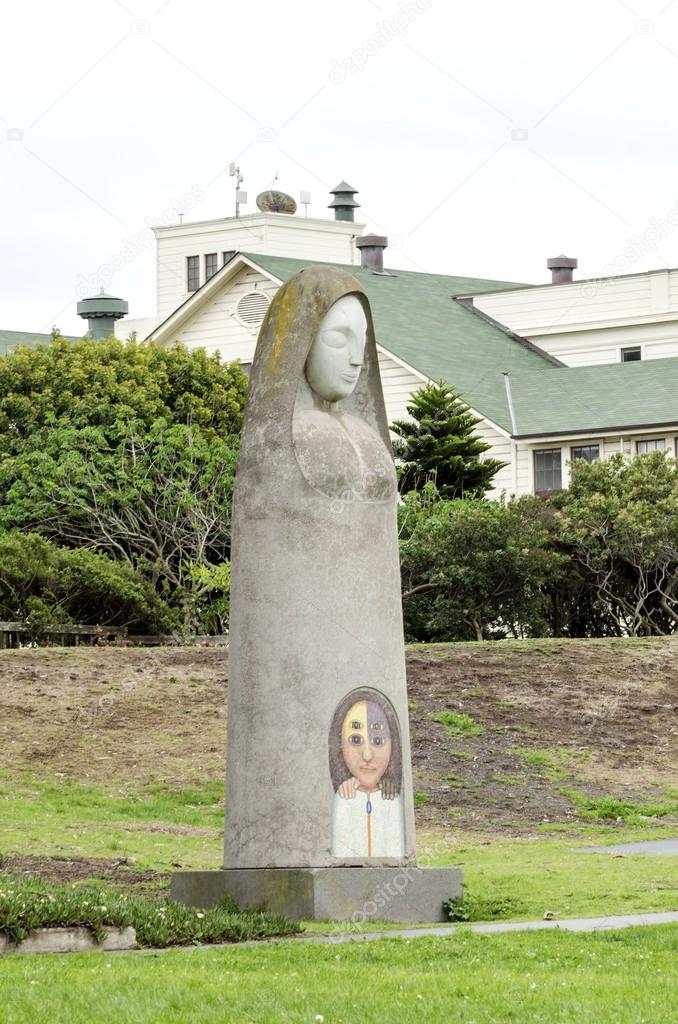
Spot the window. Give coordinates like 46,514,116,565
571,444,599,464
222,250,235,266
186,255,200,291
205,253,218,280
534,448,562,495
636,438,665,454
621,346,641,362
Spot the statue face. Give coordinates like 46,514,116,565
305,295,367,402
341,700,392,792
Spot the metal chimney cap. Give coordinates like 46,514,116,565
328,181,360,211
329,180,358,195
356,234,388,249
76,293,129,320
547,255,578,270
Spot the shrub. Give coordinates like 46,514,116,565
0,878,300,947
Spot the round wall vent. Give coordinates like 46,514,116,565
235,291,270,327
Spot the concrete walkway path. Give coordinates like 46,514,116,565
303,911,678,945
578,838,678,856
128,911,678,957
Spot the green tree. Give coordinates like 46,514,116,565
391,381,507,499
0,531,177,633
0,335,247,446
554,452,678,636
399,487,565,641
0,337,247,633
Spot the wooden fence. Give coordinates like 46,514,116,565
0,622,228,649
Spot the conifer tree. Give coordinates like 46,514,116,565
391,381,506,498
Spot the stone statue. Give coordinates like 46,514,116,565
172,267,461,920
224,267,416,870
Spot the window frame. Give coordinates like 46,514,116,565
620,345,642,363
533,447,563,496
570,443,600,465
205,253,218,281
186,255,200,292
636,437,666,454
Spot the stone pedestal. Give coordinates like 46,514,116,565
171,866,462,923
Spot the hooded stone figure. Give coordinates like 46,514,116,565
224,265,416,870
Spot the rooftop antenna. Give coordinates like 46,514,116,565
229,162,247,217
300,190,311,217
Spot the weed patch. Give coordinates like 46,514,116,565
444,889,525,922
559,789,678,823
430,711,484,738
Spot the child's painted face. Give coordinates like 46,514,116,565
341,700,392,791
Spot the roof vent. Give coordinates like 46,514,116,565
547,255,577,284
328,181,360,222
356,234,388,274
76,289,128,340
235,291,270,327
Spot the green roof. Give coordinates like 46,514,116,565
244,254,553,432
510,357,678,437
245,254,678,437
0,329,79,355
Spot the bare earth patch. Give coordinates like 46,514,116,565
1,638,676,849
0,853,167,895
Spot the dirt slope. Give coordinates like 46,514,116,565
1,638,677,835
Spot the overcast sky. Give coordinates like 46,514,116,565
3,0,678,335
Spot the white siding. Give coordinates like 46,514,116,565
473,270,678,368
378,351,423,422
474,420,514,499
515,445,531,496
115,315,161,340
475,274,656,333
377,351,514,499
527,321,678,366
513,431,678,498
162,266,277,364
155,214,363,318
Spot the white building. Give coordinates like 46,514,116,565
116,188,678,500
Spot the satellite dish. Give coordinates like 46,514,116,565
256,190,297,215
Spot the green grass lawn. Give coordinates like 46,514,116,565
2,770,677,926
1,926,677,1024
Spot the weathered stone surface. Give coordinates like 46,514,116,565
0,926,136,955
170,266,463,921
171,867,462,923
223,268,417,870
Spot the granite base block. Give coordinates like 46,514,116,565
171,867,462,922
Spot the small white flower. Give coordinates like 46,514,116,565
315,1016,324,1022
196,912,205,919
